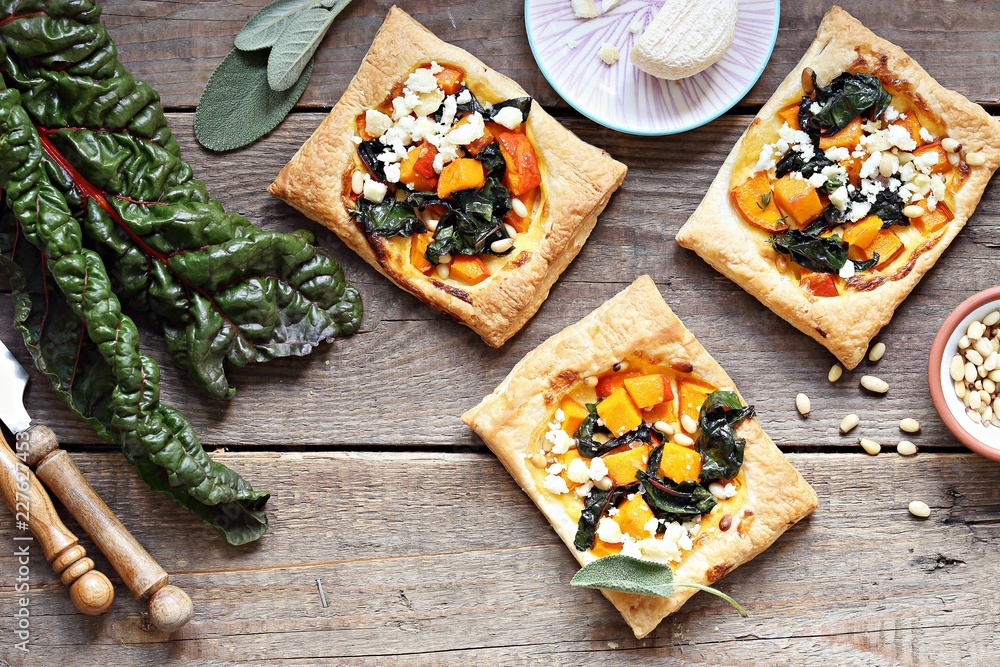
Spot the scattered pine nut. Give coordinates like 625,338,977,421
653,420,674,436
868,342,886,362
897,440,918,456
965,151,986,166
828,364,843,382
673,433,695,447
899,418,921,433
860,375,889,394
680,414,698,434
902,205,924,218
839,413,859,433
859,437,881,455
585,376,598,387
984,310,1000,327
908,500,931,518
941,137,961,153
795,393,811,416
530,453,547,468
950,354,966,381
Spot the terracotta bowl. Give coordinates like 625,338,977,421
928,286,1000,461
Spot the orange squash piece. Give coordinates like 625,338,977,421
624,375,668,409
912,201,953,233
678,380,714,426
433,65,464,94
596,370,641,399
399,142,438,192
841,157,862,187
772,175,824,226
558,447,583,474
891,113,923,146
843,215,883,250
590,536,622,557
448,254,490,284
466,125,495,157
356,113,371,140
495,130,542,196
409,232,435,275
503,187,536,233
819,117,863,150
604,444,652,486
912,142,952,175
596,388,643,437
643,399,677,426
731,172,787,232
437,158,485,199
616,494,657,539
800,272,839,297
852,229,904,268
657,442,702,484
777,103,801,130
560,397,589,436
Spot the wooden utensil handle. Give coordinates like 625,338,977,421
0,433,113,616
23,424,192,632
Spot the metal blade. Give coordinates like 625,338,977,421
0,337,31,433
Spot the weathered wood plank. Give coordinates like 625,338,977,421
0,451,995,665
96,0,1000,110
5,113,997,452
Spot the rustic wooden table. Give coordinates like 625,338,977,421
1,1,999,665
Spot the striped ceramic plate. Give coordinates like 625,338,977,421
525,0,779,135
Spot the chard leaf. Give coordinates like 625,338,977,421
236,0,321,51
697,391,755,483
267,0,353,92
803,72,892,136
771,229,849,274
354,197,425,237
574,483,639,551
637,447,717,520
196,47,314,152
571,555,748,616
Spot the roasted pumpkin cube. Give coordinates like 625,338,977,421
912,142,952,175
616,494,657,539
409,231,435,275
449,254,490,284
869,229,905,268
819,117,862,150
912,201,953,233
437,158,485,198
495,130,542,196
843,215,883,250
433,65,464,94
590,537,622,558
596,388,643,437
772,175,823,226
560,397,589,436
643,399,677,426
778,103,801,130
399,142,438,192
731,172,787,232
657,441,702,484
678,380,714,425
841,157,862,187
596,370,641,398
624,374,668,409
603,444,652,486
800,272,839,297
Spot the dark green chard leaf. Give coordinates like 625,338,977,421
772,229,850,274
354,197,425,237
489,97,533,123
802,72,892,136
573,403,658,459
697,391,755,483
357,139,390,182
574,483,640,551
423,176,512,260
870,189,907,228
637,445,716,521
571,555,748,616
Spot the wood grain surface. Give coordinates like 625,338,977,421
0,0,998,665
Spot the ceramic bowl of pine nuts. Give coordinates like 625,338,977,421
929,286,1000,460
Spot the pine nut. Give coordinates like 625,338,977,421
985,352,999,371
878,154,896,178
897,440,918,456
801,68,815,95
511,197,528,218
965,349,984,366
673,433,694,447
435,264,450,279
994,397,1000,415
955,380,967,398
868,342,886,362
950,354,966,381
490,238,514,253
585,376,598,387
594,476,613,491
966,151,986,166
902,205,924,218
860,375,889,394
990,369,1000,382
984,406,995,423
969,409,983,423
859,438,881,455
975,379,983,390
975,338,994,358
795,393,811,416
530,453,547,468
828,364,843,382
968,321,986,339
965,362,978,384
987,379,998,397
503,223,517,238
670,359,694,373
426,218,439,232
840,413,859,433
980,365,989,379
653,420,674,436
959,335,970,349
680,414,698,434
351,170,364,194
981,389,992,405
983,310,1000,327
969,391,982,411
899,418,921,433
941,137,961,153
908,500,930,518
438,253,453,264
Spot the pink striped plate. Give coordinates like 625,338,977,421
525,0,779,135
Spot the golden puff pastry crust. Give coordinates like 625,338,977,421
675,6,1000,369
462,275,818,638
269,6,626,347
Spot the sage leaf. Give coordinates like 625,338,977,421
235,0,320,51
268,0,353,92
571,555,748,617
195,47,314,151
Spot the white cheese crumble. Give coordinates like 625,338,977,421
455,88,472,105
566,37,579,49
839,261,856,279
362,174,387,203
566,458,591,484
602,0,621,12
364,109,392,138
444,112,485,146
543,474,569,495
810,102,822,114
571,0,599,18
575,481,594,497
546,462,565,475
629,19,643,34
913,149,940,173
405,68,438,94
824,146,850,162
596,517,624,543
883,106,900,122
919,126,935,143
829,186,850,210
493,106,524,130
807,172,828,189
859,151,882,179
619,538,643,559
383,163,401,184
589,456,609,482
439,95,458,127
643,517,660,536
598,43,620,65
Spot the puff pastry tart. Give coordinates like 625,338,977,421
676,6,1000,369
462,276,818,638
269,7,626,347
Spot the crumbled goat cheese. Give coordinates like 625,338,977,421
829,186,850,210
629,19,643,34
859,151,882,179
839,261,856,279
619,538,643,559
493,106,524,130
364,109,392,138
930,174,946,201
405,68,439,94
445,112,485,147
598,43,620,65
362,174,387,203
849,201,872,222
589,456,609,482
383,163,401,183
808,172,828,189
566,37,579,49
883,106,900,121
810,102,822,114
439,95,458,127
571,0,599,19
546,462,565,475
429,61,443,75
543,474,570,495
596,517,624,543
919,126,935,143
575,481,594,497
456,88,472,105
913,149,940,173
643,517,660,536
825,146,850,162
602,0,621,12
566,458,591,484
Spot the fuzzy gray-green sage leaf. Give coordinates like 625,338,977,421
571,555,749,616
268,0,353,91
